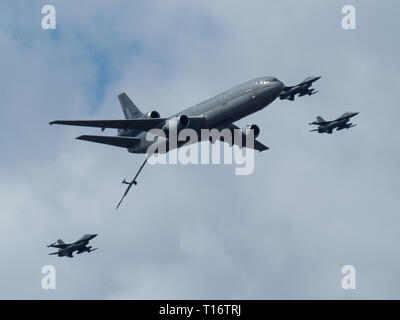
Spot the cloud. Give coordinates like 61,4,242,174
0,0,399,299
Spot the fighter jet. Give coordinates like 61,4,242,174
49,76,315,208
279,76,321,101
309,112,359,134
47,234,98,258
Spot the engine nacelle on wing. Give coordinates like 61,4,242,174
143,111,161,119
241,124,260,138
162,115,190,132
118,111,160,136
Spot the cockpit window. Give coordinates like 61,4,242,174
257,77,280,86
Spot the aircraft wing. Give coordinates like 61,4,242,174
218,123,269,152
316,121,331,125
49,116,205,131
76,135,140,148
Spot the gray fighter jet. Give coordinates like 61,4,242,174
47,234,98,258
49,76,316,208
280,76,321,101
309,112,359,134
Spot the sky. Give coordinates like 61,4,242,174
0,0,399,299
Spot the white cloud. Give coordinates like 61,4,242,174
0,0,399,299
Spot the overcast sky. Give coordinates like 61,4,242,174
0,0,399,299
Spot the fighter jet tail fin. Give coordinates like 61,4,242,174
316,116,325,122
118,93,143,119
57,239,66,246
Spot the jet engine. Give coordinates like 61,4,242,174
162,115,190,132
241,124,260,138
118,111,161,136
143,111,161,119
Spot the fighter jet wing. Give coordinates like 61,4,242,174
49,116,205,131
76,135,140,148
217,123,269,152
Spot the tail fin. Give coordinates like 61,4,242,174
118,93,143,119
316,116,325,122
57,239,65,246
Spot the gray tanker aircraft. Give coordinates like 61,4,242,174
309,112,359,134
280,76,321,101
47,234,98,258
49,76,318,208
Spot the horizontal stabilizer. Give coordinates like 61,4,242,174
76,135,140,148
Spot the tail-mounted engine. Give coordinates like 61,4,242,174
143,111,160,119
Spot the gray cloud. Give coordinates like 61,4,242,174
0,0,399,299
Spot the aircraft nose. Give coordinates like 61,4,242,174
270,80,284,96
